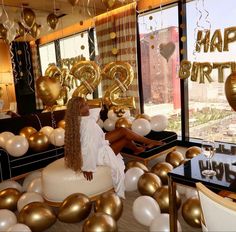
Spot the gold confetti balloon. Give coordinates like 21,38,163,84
138,172,162,196
83,212,118,232
0,188,21,211
94,192,123,220
151,162,173,185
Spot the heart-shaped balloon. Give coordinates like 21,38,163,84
36,76,62,106
159,42,175,62
225,72,236,111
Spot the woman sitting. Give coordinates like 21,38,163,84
64,97,164,198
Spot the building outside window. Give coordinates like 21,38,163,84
138,5,181,136
186,0,236,144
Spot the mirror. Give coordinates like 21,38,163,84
0,0,134,118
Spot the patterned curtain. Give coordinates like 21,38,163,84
95,3,140,113
30,41,44,110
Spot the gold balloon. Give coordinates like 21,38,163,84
165,151,184,168
151,162,173,185
58,193,92,223
57,120,65,129
20,127,37,139
44,65,61,79
36,76,62,106
18,22,26,37
102,61,135,109
138,172,162,196
28,132,50,152
115,117,132,129
68,0,79,6
102,0,116,9
185,146,201,159
47,13,58,30
0,188,21,211
0,23,7,39
182,197,202,228
30,23,40,38
125,161,149,172
225,71,236,111
18,202,56,232
71,61,101,98
135,114,151,121
83,212,118,232
94,192,123,221
22,8,36,28
153,186,181,213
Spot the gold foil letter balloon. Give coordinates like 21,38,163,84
70,61,101,98
94,192,123,220
225,71,236,111
102,61,135,109
36,76,62,106
44,64,61,80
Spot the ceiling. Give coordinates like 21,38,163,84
0,0,133,39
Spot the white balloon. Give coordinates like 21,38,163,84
103,118,116,131
7,223,31,232
23,171,42,191
125,167,144,192
107,110,119,121
0,209,17,232
123,109,131,118
17,192,44,212
97,119,103,128
131,118,151,136
49,128,65,146
39,126,54,138
0,180,22,192
27,177,42,194
149,214,182,232
5,135,29,157
129,116,135,122
133,196,160,226
150,115,168,132
0,131,14,149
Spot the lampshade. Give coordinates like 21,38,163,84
0,71,14,85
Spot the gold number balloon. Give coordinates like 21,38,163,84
102,61,136,109
225,71,236,111
71,61,101,98
44,64,61,80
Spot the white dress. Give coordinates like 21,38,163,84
80,108,125,198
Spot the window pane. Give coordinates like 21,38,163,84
138,5,181,136
187,0,236,144
59,32,90,60
39,42,56,75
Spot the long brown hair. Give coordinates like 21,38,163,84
64,97,84,172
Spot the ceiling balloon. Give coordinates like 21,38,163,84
47,13,58,30
22,8,36,29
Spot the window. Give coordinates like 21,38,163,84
59,32,90,60
138,5,181,136
39,42,56,75
186,0,236,144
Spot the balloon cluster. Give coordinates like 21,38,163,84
0,171,122,231
102,110,168,136
0,120,65,157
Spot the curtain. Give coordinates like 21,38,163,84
95,3,140,113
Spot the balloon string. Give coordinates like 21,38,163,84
9,43,17,84
33,113,43,129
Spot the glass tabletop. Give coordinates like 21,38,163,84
169,153,236,192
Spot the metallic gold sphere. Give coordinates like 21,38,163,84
151,162,173,185
94,192,123,220
185,146,201,159
28,132,50,152
0,188,21,211
83,212,118,232
125,161,149,172
153,186,181,213
138,172,162,196
115,117,132,129
18,202,56,232
225,71,236,111
182,197,202,228
165,151,184,168
135,113,151,121
57,120,66,129
19,127,37,139
58,193,92,223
